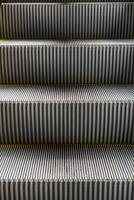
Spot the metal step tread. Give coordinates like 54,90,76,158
1,145,133,181
1,2,134,39
1,145,133,199
0,85,133,103
1,40,134,46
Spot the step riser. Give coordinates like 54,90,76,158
0,181,133,200
1,3,134,39
1,43,134,84
1,102,133,144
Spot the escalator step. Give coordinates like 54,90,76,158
0,144,133,200
0,85,133,144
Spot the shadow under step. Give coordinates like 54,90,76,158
1,1,132,3
0,144,133,200
0,2,134,39
0,85,133,144
0,40,134,84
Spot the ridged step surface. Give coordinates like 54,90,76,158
0,85,133,144
0,145,133,200
0,40,134,84
1,2,134,39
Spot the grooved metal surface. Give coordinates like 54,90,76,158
0,145,133,180
0,85,133,144
0,180,133,200
0,40,134,84
0,145,133,200
0,85,134,102
0,1,134,199
1,3,134,39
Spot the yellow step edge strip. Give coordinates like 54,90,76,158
0,40,5,43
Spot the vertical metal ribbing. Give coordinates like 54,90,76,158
0,102,133,144
1,3,134,39
0,1,133,200
0,43,134,84
0,180,133,200
0,145,133,199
